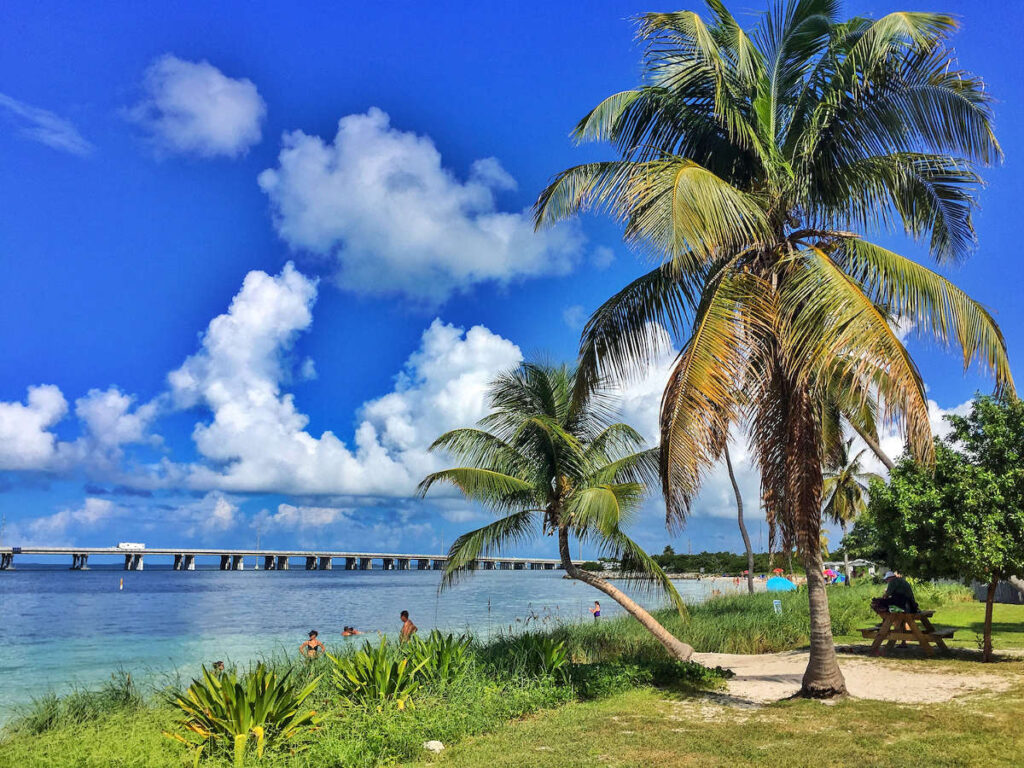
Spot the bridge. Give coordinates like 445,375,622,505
0,546,574,572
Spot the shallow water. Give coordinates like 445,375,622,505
0,563,752,717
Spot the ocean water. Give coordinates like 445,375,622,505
0,563,749,718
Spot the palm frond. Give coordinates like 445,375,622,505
440,510,539,591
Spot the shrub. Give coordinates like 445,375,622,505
501,634,571,682
406,630,473,686
329,638,425,710
164,664,320,767
11,670,143,736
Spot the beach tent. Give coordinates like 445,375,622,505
766,576,797,592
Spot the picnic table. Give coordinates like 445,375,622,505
859,610,955,656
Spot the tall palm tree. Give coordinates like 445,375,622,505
723,443,754,594
823,438,881,585
417,363,695,661
534,1,1012,696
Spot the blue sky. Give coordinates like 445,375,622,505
1,0,1021,559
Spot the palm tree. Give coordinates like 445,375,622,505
534,2,1012,696
417,363,695,661
823,439,881,585
723,443,754,594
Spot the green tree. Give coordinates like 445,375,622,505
418,363,694,660
823,439,882,584
534,2,1011,696
870,396,1024,661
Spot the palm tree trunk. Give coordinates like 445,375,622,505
983,576,998,663
725,445,754,594
789,385,847,698
558,526,694,661
850,421,894,472
800,544,847,697
841,521,851,587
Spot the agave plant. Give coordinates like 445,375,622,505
164,664,321,767
407,630,474,686
329,637,426,710
515,635,571,683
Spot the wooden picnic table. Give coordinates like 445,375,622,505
859,610,955,656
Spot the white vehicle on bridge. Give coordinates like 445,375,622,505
116,542,146,551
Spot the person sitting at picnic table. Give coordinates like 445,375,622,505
871,571,919,615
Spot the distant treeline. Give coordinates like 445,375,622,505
634,547,801,575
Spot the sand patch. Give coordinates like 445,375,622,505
693,650,1011,704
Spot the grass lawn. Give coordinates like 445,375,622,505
411,661,1024,768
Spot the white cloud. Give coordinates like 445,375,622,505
0,385,68,470
27,497,116,540
563,304,586,330
166,262,523,496
128,55,265,158
591,246,615,270
260,503,351,530
75,388,158,451
257,107,584,303
0,93,94,156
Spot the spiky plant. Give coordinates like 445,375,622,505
534,1,1012,696
418,363,694,660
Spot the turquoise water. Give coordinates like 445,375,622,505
0,563,742,718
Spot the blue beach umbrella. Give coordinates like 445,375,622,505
766,576,797,592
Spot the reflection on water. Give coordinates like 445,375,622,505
0,564,753,716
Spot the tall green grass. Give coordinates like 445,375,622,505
0,581,971,768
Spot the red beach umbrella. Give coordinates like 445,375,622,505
772,567,784,574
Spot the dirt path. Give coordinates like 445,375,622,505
693,650,1011,704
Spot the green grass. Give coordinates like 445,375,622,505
409,670,1024,768
2,582,1015,768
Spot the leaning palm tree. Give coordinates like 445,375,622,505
823,438,881,585
534,2,1012,696
417,363,694,661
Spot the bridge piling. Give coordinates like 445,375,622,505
184,554,195,570
173,554,184,570
220,555,231,571
0,553,12,570
317,556,332,570
359,557,372,570
231,554,244,570
263,555,276,570
345,557,356,570
276,556,289,570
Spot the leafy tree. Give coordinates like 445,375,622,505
418,363,694,660
823,439,882,584
534,2,1011,695
870,396,1024,661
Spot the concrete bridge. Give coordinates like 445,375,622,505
0,547,574,572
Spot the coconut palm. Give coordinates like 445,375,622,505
417,363,695,660
823,438,882,585
534,1,1012,696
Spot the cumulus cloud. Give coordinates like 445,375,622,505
562,304,586,330
128,55,265,158
166,262,522,496
259,503,351,530
0,385,68,470
75,388,159,452
0,93,94,156
26,497,117,540
258,108,584,302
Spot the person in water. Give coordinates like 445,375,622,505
342,626,362,636
399,610,418,642
872,571,920,615
212,660,225,675
299,630,325,658
590,601,601,620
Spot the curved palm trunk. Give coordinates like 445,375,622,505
558,526,694,661
841,520,851,587
850,421,894,472
725,445,755,594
